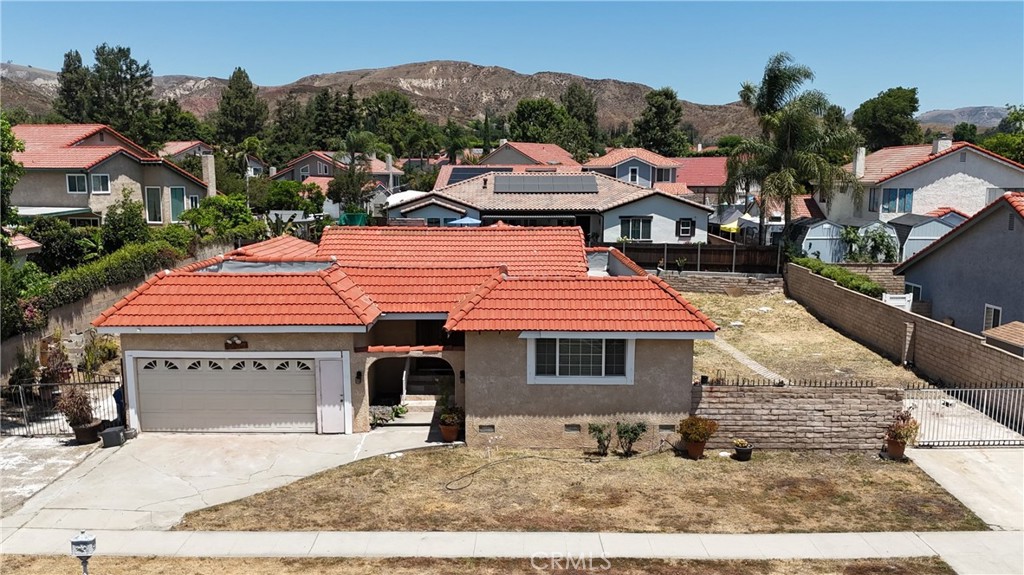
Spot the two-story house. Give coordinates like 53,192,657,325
11,124,213,227
583,148,679,191
159,140,266,179
271,151,402,191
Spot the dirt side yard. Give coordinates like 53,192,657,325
177,448,984,534
684,292,924,386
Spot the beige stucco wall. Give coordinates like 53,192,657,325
11,155,206,223
119,332,369,432
464,332,695,449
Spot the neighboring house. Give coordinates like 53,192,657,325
298,176,389,218
894,192,1024,335
389,171,712,243
745,195,825,245
158,140,213,161
433,164,581,189
583,148,678,189
2,227,42,267
821,138,1024,223
272,151,403,192
479,141,580,167
887,214,954,261
925,206,969,227
10,124,213,227
672,156,728,205
982,322,1024,358
93,227,718,447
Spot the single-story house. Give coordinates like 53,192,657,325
894,192,1024,335
92,227,718,447
389,171,712,243
10,124,214,227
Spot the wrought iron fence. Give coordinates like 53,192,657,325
1,374,123,436
905,386,1024,447
701,375,878,388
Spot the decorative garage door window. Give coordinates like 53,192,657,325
142,359,313,371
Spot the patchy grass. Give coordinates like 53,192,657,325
684,291,924,386
694,339,760,380
1,556,957,575
177,448,984,534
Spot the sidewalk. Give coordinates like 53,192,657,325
2,528,1021,573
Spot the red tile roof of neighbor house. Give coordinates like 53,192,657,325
673,157,728,186
272,151,403,178
652,182,692,195
925,206,970,219
444,275,719,333
158,140,208,157
584,148,678,168
585,247,648,276
759,195,825,220
485,142,580,166
317,225,590,277
92,266,381,328
230,235,321,260
338,266,504,314
844,142,1024,184
300,176,333,195
894,192,1024,275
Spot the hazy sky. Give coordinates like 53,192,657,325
2,1,1022,113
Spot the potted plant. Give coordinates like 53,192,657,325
439,405,465,443
884,407,919,460
677,415,719,460
733,438,754,461
56,385,101,444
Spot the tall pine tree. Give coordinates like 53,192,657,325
88,44,160,149
54,50,91,123
215,67,268,146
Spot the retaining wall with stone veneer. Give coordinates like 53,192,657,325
691,384,904,451
835,263,904,294
659,271,784,295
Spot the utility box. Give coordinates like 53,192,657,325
99,426,125,448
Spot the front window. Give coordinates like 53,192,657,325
676,218,695,238
532,338,630,384
426,218,441,227
299,165,310,180
882,188,913,213
67,174,87,194
905,283,922,302
170,187,186,222
144,187,162,223
90,174,110,194
620,217,652,241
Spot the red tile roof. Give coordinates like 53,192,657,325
673,156,728,186
757,195,825,220
229,235,321,260
844,142,1024,184
299,176,332,195
92,266,381,328
317,225,589,277
584,148,677,168
487,142,580,166
444,275,718,333
339,266,504,313
2,227,42,253
895,192,1024,274
158,140,208,157
925,206,969,219
433,164,581,188
652,182,692,195
585,247,647,276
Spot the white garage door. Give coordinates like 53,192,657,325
136,357,317,432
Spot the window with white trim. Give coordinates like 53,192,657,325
529,338,633,384
67,174,87,194
620,217,652,241
188,195,200,209
628,167,639,183
984,305,1002,331
904,282,922,302
868,188,880,212
317,161,329,175
170,187,186,222
655,168,672,182
299,165,310,180
90,174,110,194
676,218,695,238
144,187,162,223
882,188,913,213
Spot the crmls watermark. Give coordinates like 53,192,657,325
530,552,612,571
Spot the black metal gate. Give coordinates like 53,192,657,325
1,374,122,436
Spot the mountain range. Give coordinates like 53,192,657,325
0,61,1008,143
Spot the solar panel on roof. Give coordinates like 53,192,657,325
447,167,513,185
492,174,598,193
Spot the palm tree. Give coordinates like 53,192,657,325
442,119,470,166
328,131,390,212
739,52,815,138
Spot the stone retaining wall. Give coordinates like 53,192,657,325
659,272,784,295
835,263,904,294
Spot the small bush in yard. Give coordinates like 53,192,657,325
791,257,883,298
588,423,611,456
369,405,394,428
615,421,648,457
391,404,409,419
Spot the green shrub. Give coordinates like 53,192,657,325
102,191,150,253
151,224,198,255
588,423,612,456
791,257,883,298
615,421,648,457
678,416,719,443
27,217,85,274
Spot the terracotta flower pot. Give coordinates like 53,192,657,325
72,419,102,445
886,440,907,460
685,440,706,460
439,424,459,443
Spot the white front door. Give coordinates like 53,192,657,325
317,358,347,434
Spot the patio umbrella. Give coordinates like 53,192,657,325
449,216,482,227
720,221,741,233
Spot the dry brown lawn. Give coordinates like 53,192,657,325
1,556,956,575
684,291,925,386
177,448,984,534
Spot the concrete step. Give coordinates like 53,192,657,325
387,410,435,426
403,395,444,402
404,400,438,413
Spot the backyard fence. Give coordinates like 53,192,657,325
701,376,880,388
605,242,783,274
1,373,122,436
905,386,1024,447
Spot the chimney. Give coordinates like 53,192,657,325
269,166,277,177
483,177,488,189
932,135,953,155
200,154,217,196
697,143,703,153
386,154,394,192
853,147,866,178
499,138,508,147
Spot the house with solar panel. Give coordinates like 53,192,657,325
92,226,718,448
388,171,712,243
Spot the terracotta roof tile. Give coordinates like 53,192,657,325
982,321,1024,348
653,182,692,195
444,275,718,333
338,266,504,313
925,206,970,219
757,194,825,220
3,228,43,253
92,267,380,328
433,164,582,188
584,148,677,168
317,225,589,277
488,142,580,166
158,140,208,157
229,236,321,260
673,156,728,186
844,142,1024,184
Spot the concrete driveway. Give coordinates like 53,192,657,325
3,426,440,531
910,447,1024,531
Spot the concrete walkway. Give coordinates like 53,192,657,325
1,426,443,531
910,448,1024,531
711,338,788,382
2,528,1020,573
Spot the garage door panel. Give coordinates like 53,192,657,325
137,357,319,433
